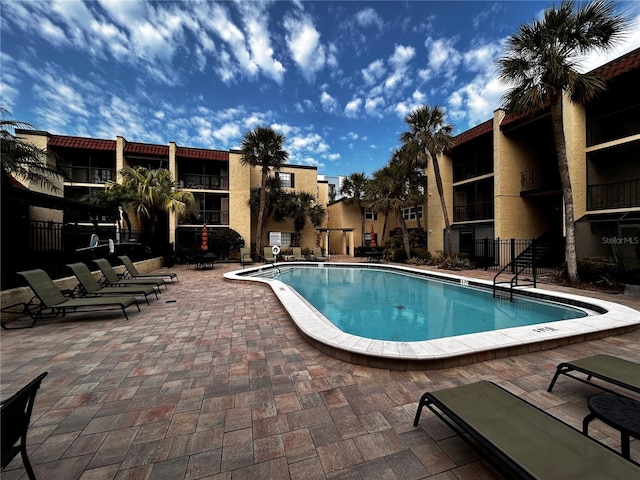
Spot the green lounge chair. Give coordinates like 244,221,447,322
67,262,158,305
93,259,167,290
240,247,253,268
118,255,178,283
263,247,276,263
413,380,640,479
547,354,640,395
291,247,303,261
12,270,139,326
312,247,328,261
1,372,48,479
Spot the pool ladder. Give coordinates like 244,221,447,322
493,240,543,301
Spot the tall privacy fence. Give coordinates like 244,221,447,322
472,237,562,275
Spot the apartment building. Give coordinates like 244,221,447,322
425,47,640,271
14,130,327,254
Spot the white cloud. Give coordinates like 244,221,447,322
383,44,415,93
237,2,286,84
284,12,334,82
364,96,385,117
320,91,338,113
355,7,384,30
394,90,427,119
361,59,386,86
425,37,461,76
344,98,362,118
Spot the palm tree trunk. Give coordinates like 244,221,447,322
550,99,579,283
397,208,411,258
255,167,268,257
432,154,453,255
382,212,389,244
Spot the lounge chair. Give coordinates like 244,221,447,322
118,255,178,282
413,380,640,479
240,247,253,268
312,247,328,261
291,247,303,260
93,258,167,290
547,354,640,395
263,246,277,263
1,372,48,480
12,270,139,326
67,262,158,305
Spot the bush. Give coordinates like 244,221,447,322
392,248,408,263
577,258,621,284
208,228,244,260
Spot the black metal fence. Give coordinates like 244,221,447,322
472,237,561,275
2,220,151,290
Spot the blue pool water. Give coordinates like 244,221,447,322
258,266,587,342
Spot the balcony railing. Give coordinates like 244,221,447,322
178,175,228,190
453,201,494,222
520,167,561,193
62,166,115,184
587,179,640,210
180,210,229,225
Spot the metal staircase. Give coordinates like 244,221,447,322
492,231,553,301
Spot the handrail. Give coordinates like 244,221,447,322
256,254,280,274
493,235,547,301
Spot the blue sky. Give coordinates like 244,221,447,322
1,1,639,178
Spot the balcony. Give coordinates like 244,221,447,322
179,175,228,190
179,210,229,226
62,166,115,184
453,201,494,222
587,179,640,211
520,168,561,194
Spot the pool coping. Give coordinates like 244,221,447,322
224,262,640,370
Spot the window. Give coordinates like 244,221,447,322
279,232,292,247
365,210,377,220
402,206,423,220
277,172,295,188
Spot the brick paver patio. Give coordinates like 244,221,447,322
1,259,639,479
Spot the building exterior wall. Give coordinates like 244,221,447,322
228,151,252,247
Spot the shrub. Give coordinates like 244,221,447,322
209,228,244,260
392,248,408,263
577,258,621,284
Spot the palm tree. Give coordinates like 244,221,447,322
110,166,194,235
240,126,289,257
372,152,416,258
248,176,289,248
400,105,454,255
497,0,628,283
288,191,327,246
339,172,368,245
364,175,392,244
1,108,63,192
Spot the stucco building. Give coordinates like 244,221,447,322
14,130,329,255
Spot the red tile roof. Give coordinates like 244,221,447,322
452,119,493,147
49,135,116,150
124,142,168,156
472,48,640,136
591,47,640,80
176,147,229,161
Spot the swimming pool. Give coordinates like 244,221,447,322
224,263,640,369
255,266,587,341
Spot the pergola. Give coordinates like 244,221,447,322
315,227,356,257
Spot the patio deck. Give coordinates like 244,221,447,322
1,258,639,479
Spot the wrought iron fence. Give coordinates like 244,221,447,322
2,221,151,290
472,237,561,275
